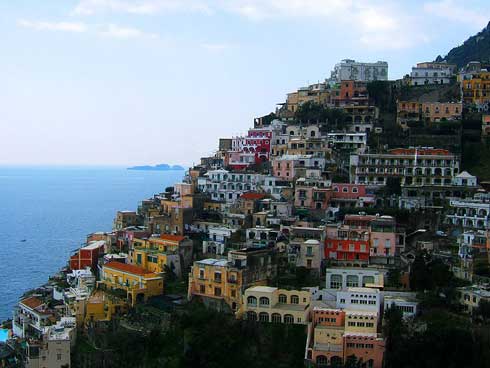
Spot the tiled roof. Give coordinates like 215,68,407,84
104,261,156,277
240,192,266,200
20,296,44,310
160,234,186,242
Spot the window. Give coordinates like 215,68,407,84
284,314,294,324
271,313,282,323
330,274,342,289
352,187,358,193
291,295,299,304
247,311,257,321
199,285,205,293
279,294,287,303
259,312,269,322
346,275,359,287
247,296,257,306
259,297,270,306
214,287,222,297
214,272,222,282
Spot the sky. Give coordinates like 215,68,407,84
1,0,489,166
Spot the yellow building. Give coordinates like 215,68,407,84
99,261,164,306
130,234,193,277
84,291,128,326
345,311,378,334
462,71,490,105
188,258,244,312
286,84,331,113
238,286,311,324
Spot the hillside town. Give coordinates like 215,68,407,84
3,55,490,368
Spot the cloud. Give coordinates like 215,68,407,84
73,0,212,16
99,24,158,39
17,19,88,32
424,0,489,29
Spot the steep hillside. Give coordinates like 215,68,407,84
436,21,490,68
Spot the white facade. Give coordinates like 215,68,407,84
197,169,264,203
382,292,418,319
331,59,388,82
202,226,237,255
327,132,367,152
452,171,478,187
336,287,382,314
326,267,385,290
410,66,451,86
446,198,490,230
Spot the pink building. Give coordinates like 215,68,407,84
330,183,375,208
272,157,296,180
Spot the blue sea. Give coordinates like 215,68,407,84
0,166,185,321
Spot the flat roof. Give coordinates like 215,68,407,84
247,286,277,293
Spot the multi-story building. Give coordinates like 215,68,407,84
410,65,451,86
330,80,370,106
99,262,164,306
330,59,388,83
113,210,140,230
326,132,367,152
188,247,277,312
285,83,331,113
272,154,326,181
13,297,53,339
416,61,457,74
294,177,332,210
342,105,378,132
397,101,462,128
325,215,404,265
461,70,490,107
238,286,311,324
329,183,375,209
458,285,490,314
69,240,105,271
202,226,237,256
446,198,490,230
350,148,460,187
383,291,419,319
197,169,264,203
482,114,490,139
325,267,385,290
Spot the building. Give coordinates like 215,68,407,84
330,59,388,83
461,70,490,107
446,198,490,230
329,183,375,209
326,267,385,290
13,297,52,339
336,287,382,314
350,148,460,187
325,215,404,266
452,171,477,187
272,154,326,182
113,210,140,230
416,61,457,74
238,286,311,324
99,262,164,306
294,177,332,210
69,240,105,271
197,169,264,203
326,132,367,152
458,285,490,314
482,115,490,139
285,83,331,113
23,317,76,368
410,65,451,86
188,248,277,312
397,101,462,128
202,226,237,255
382,291,418,319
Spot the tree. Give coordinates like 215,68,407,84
476,299,490,322
409,253,432,291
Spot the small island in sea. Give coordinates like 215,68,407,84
127,163,185,171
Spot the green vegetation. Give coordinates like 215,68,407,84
295,101,347,128
436,22,490,68
73,303,306,368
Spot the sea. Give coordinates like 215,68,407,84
0,166,185,322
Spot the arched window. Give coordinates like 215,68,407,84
259,312,269,322
278,294,287,304
316,355,328,366
271,313,282,323
247,311,257,321
284,314,294,324
330,274,342,289
362,276,375,286
259,297,270,306
346,275,359,287
247,296,257,306
290,295,299,304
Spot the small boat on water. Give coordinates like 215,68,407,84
20,239,26,242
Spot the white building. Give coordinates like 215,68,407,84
202,226,237,255
446,198,490,230
382,292,418,319
197,169,264,203
336,287,382,314
331,59,388,83
410,66,451,86
327,132,367,153
452,171,478,187
326,267,386,290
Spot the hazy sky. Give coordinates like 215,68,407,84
1,0,489,166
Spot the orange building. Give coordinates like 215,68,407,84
462,70,490,105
